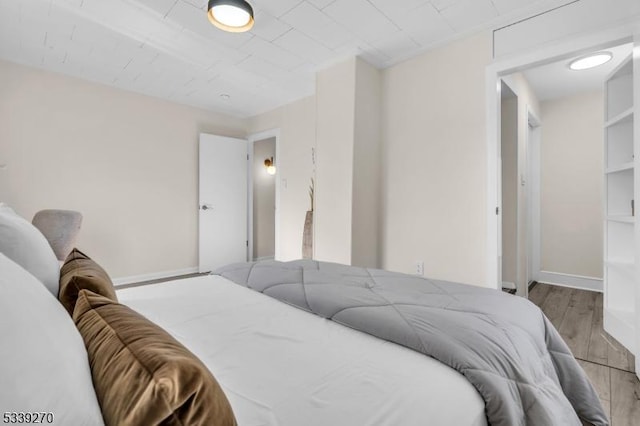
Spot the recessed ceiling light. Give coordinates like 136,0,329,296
207,0,254,33
568,52,613,70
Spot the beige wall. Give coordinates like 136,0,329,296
314,58,356,264
1,30,535,288
540,91,604,278
247,96,316,261
252,137,276,260
381,32,492,287
351,58,382,268
0,59,246,279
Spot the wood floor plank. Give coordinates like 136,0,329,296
532,286,635,372
601,399,611,425
627,354,636,374
608,335,635,373
578,360,611,403
528,282,551,306
610,369,640,426
558,289,596,359
539,285,573,329
529,284,640,425
587,293,609,365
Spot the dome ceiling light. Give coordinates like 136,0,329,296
568,52,613,70
207,0,255,33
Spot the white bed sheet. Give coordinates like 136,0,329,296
118,275,487,426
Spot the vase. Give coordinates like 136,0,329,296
302,210,313,259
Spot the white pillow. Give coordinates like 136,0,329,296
0,204,60,295
0,254,104,425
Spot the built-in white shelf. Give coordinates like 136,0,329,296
606,115,634,168
607,215,635,223
606,56,633,120
607,221,635,263
603,51,637,361
606,162,634,173
605,107,634,128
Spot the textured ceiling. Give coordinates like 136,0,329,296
0,0,574,117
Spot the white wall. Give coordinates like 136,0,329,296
252,137,276,260
247,96,316,261
0,59,246,279
381,32,492,287
540,90,604,278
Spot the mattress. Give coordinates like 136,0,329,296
118,275,487,426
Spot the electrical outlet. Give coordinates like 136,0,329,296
415,261,424,276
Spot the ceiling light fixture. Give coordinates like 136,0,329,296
264,157,276,175
568,52,613,70
207,0,254,33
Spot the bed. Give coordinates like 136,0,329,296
117,274,488,426
0,203,608,426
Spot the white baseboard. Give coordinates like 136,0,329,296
537,270,603,292
112,267,199,287
502,281,516,289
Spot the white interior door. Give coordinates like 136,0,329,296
199,133,248,273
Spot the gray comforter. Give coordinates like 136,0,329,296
215,260,608,426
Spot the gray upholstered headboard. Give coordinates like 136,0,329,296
32,209,83,261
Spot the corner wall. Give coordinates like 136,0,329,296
314,58,356,264
313,57,382,268
352,58,382,268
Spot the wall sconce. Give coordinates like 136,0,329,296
264,157,276,175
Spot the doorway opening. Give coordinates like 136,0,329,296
251,137,276,261
498,41,632,298
490,37,638,376
248,129,280,262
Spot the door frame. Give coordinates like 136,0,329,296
485,23,637,289
248,128,281,261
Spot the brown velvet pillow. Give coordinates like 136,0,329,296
59,248,118,315
73,290,237,426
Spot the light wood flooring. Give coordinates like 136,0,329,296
529,283,640,425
